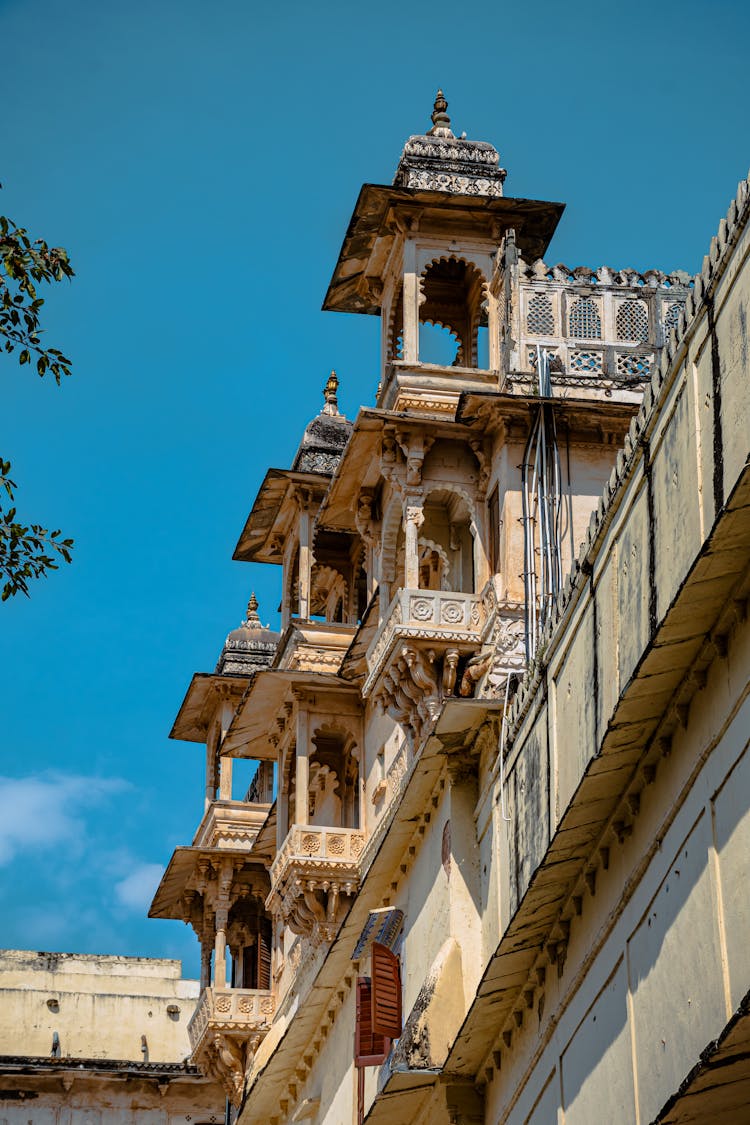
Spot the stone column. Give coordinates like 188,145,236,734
205,726,217,812
219,755,233,801
213,861,233,990
471,513,490,595
402,237,420,364
295,707,310,826
200,937,212,991
488,288,501,372
298,503,313,621
404,497,425,589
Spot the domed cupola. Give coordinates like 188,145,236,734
291,371,353,475
393,89,507,197
215,593,280,675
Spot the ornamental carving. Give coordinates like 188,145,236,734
411,597,434,621
440,600,463,624
267,825,364,946
187,988,275,1107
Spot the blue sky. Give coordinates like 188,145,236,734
1,0,748,979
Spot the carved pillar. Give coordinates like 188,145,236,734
205,723,218,812
471,513,490,594
219,755,233,801
297,498,313,622
295,707,310,826
214,860,233,990
404,496,424,589
200,936,212,991
402,237,419,364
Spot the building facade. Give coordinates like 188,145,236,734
0,949,225,1123
152,94,750,1123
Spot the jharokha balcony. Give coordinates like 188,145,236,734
188,986,275,1101
362,587,488,741
267,824,365,945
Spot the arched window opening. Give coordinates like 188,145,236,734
419,490,475,594
418,257,488,369
309,563,347,624
310,727,360,829
419,321,459,365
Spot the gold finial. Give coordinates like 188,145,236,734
246,592,260,626
322,370,340,416
428,89,453,137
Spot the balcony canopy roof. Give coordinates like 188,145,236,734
322,185,564,316
221,669,359,760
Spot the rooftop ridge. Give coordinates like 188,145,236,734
516,258,693,289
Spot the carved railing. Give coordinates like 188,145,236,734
192,799,271,851
270,824,364,887
187,986,275,1105
268,825,365,943
364,588,485,695
187,986,275,1052
513,271,692,391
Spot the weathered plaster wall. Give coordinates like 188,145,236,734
0,952,198,1063
444,173,750,1122
0,1075,222,1125
483,613,750,1123
0,952,224,1124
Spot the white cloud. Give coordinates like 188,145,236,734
0,773,127,866
114,862,164,912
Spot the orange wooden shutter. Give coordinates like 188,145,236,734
371,941,402,1039
354,977,387,1067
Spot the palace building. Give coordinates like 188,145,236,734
150,93,750,1124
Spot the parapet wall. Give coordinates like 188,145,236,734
0,950,199,1063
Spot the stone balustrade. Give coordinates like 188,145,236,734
364,587,485,696
192,799,271,851
268,825,365,943
269,824,364,888
187,985,275,1054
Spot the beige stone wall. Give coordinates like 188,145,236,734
0,951,198,1063
0,1074,223,1125
482,615,750,1123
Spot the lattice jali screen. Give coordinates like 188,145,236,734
568,298,602,339
616,352,652,379
526,293,555,336
569,350,603,374
662,301,684,339
615,300,649,342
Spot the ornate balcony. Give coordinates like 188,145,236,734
362,587,488,742
188,986,275,1103
192,799,271,851
267,824,365,944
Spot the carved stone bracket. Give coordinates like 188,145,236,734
267,825,364,946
